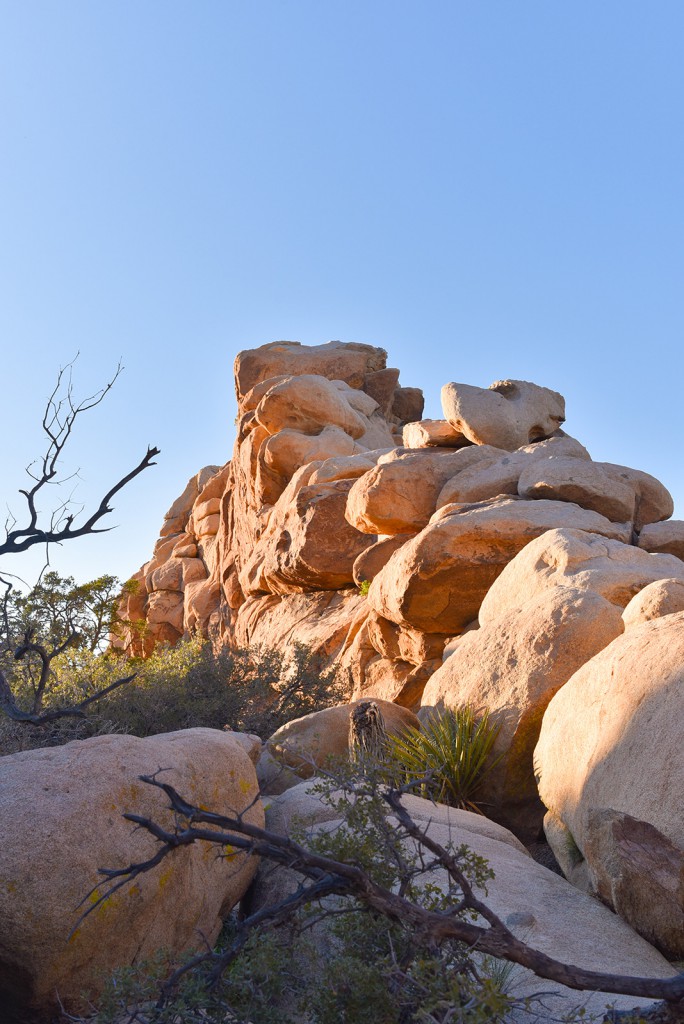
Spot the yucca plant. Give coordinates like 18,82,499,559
385,706,502,813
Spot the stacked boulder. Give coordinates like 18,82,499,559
118,342,684,959
118,340,424,659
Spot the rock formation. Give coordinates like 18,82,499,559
116,339,684,953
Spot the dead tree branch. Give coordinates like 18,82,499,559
88,773,684,1007
1,357,159,557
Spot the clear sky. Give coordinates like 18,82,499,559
1,1,682,588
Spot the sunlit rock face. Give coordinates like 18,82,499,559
117,342,682,909
116,340,422,659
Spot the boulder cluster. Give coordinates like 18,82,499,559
3,341,683,1022
117,341,684,958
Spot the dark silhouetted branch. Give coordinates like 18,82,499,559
88,773,684,1008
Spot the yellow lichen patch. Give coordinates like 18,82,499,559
238,777,253,796
157,867,173,892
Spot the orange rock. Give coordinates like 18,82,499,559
234,340,388,397
345,446,501,536
369,497,630,635
0,730,263,1018
478,528,684,626
638,519,684,559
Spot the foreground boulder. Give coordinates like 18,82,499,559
0,729,263,1020
534,612,684,957
251,781,676,1022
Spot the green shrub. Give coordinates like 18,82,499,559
0,637,351,755
384,706,502,813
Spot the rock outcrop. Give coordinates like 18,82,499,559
119,345,678,686
0,729,263,1019
117,341,681,867
117,341,420,660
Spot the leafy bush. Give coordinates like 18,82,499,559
0,637,351,755
384,706,502,813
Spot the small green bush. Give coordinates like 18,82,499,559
0,637,351,755
384,706,502,813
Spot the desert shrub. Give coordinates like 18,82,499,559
0,637,351,755
384,706,502,813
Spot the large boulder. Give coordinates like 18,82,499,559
352,534,411,586
0,729,263,1020
478,528,684,626
622,577,684,629
441,379,565,450
243,476,375,593
234,340,388,397
369,497,630,635
420,586,624,838
402,418,468,448
255,426,359,505
254,374,370,439
638,519,684,560
534,612,684,957
435,434,590,508
251,782,675,1023
345,445,500,536
518,458,673,529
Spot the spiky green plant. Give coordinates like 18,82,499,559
386,706,503,813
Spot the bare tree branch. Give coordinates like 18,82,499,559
1,357,159,557
87,774,684,1007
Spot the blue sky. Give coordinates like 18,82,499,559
1,1,682,587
